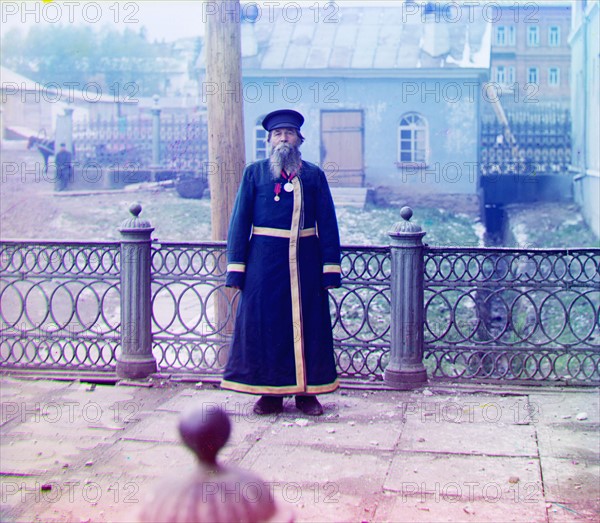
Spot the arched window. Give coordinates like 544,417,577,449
254,115,268,160
397,113,428,166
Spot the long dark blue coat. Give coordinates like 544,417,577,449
222,159,341,395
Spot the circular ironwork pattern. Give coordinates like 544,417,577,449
424,248,600,382
2,337,117,370
151,244,392,377
152,340,227,371
329,248,391,379
425,249,599,285
3,238,598,385
340,246,391,282
151,243,235,372
424,348,600,382
1,242,120,277
334,343,389,379
151,243,227,279
1,242,120,370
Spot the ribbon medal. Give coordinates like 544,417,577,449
273,170,297,202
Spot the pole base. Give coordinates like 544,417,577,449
384,367,428,390
116,357,157,379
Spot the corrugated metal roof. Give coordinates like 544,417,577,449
235,4,491,72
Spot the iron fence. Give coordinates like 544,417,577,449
480,110,571,176
148,242,392,380
72,113,208,171
330,246,391,380
424,248,600,383
150,241,231,374
0,241,121,370
1,237,598,385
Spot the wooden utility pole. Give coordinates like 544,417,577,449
206,0,246,240
205,0,245,360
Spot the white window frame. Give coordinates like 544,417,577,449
548,67,560,86
507,66,516,84
254,117,268,161
528,67,539,84
527,25,540,47
495,26,506,46
548,26,561,47
507,25,516,46
494,25,515,46
397,113,428,167
495,66,506,84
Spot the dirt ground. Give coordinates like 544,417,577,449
1,143,59,239
1,140,598,247
0,141,212,242
505,201,599,248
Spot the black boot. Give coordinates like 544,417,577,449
253,396,284,415
295,395,323,416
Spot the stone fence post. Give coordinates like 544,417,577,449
116,204,157,379
54,104,74,154
384,206,428,389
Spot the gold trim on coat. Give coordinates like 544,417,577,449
220,378,339,395
252,226,316,238
289,176,306,390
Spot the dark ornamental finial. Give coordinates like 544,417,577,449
179,407,231,467
389,206,423,235
400,206,413,221
137,406,287,523
129,203,143,218
120,203,153,232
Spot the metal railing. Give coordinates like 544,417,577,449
149,242,392,380
72,112,208,171
424,248,600,383
1,207,598,386
0,241,120,370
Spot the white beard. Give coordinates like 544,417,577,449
270,142,302,179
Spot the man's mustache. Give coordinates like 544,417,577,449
274,142,293,152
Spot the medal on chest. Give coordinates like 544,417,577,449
274,170,297,202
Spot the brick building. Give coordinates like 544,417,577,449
490,1,571,108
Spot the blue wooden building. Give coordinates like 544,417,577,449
198,3,492,195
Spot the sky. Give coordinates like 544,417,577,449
1,1,207,42
1,0,573,43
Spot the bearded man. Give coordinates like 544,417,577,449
222,109,342,416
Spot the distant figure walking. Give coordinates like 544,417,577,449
55,143,72,191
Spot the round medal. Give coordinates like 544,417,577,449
284,182,294,192
274,195,280,202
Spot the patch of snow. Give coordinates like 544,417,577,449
512,223,529,246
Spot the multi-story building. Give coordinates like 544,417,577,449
490,1,571,108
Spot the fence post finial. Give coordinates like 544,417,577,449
384,206,428,390
137,407,283,523
116,204,157,379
